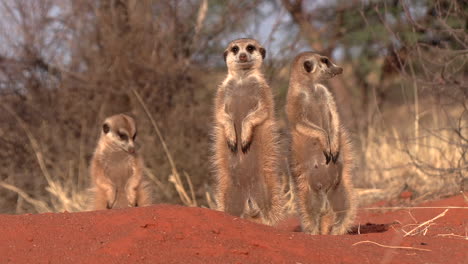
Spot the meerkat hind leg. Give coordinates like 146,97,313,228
297,189,324,235
328,183,353,235
223,184,246,217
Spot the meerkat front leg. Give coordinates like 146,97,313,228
327,95,341,163
296,121,332,164
217,104,237,152
94,175,117,209
125,159,143,207
240,101,268,153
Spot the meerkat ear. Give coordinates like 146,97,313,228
223,50,228,62
303,60,315,73
259,47,266,59
102,123,110,134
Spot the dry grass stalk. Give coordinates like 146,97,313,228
403,209,449,237
2,104,87,212
352,240,431,252
436,233,468,240
362,206,467,210
132,87,197,207
0,181,52,213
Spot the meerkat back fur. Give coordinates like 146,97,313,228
90,114,152,210
212,38,284,225
286,52,356,234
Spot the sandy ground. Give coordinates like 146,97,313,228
0,195,466,264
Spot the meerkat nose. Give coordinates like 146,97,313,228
239,53,247,62
128,147,135,154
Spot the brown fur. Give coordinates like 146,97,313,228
286,52,356,234
212,38,284,225
90,114,152,210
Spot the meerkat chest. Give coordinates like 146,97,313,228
224,78,262,120
101,153,135,184
300,90,327,124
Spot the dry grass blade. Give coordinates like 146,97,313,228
183,171,197,207
352,240,432,252
0,181,52,213
205,191,216,209
143,167,172,200
2,104,82,212
436,233,468,240
362,206,467,210
132,87,196,206
404,209,449,237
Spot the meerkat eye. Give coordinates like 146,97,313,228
102,123,110,134
303,60,314,73
231,46,239,54
246,45,256,53
118,133,128,141
320,57,329,65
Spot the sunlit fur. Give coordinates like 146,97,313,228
212,38,284,225
286,52,356,235
89,114,152,210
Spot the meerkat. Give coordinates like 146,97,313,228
90,114,152,210
212,38,284,225
286,52,356,235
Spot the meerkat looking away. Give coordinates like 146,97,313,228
90,114,152,210
212,38,284,225
286,52,356,235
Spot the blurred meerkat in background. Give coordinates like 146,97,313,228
90,114,152,210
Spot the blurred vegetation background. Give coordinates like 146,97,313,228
0,0,466,214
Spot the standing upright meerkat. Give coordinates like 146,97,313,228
286,52,356,235
212,38,284,225
90,114,152,210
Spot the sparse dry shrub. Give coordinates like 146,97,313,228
0,0,263,213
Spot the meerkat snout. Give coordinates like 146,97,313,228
301,54,343,81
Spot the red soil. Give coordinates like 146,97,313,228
0,195,466,264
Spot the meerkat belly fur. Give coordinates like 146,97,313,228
212,38,284,225
90,114,152,210
286,52,356,235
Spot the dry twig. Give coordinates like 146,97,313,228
352,240,431,252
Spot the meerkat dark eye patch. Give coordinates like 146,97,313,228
320,57,329,65
246,45,256,53
231,46,239,54
223,50,228,62
118,132,128,141
259,47,266,59
103,123,110,134
303,60,314,73
132,132,137,141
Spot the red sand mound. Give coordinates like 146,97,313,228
0,195,466,264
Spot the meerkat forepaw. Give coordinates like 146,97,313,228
227,139,237,153
323,151,332,165
332,151,340,164
303,226,320,235
241,139,252,153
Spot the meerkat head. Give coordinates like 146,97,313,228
224,38,266,72
292,52,343,83
100,114,137,154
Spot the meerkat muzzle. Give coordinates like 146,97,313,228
239,53,248,62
